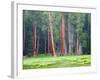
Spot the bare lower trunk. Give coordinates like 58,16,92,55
64,40,67,55
68,25,71,54
68,14,74,54
79,43,82,54
60,13,66,56
48,12,56,57
76,32,79,55
48,27,51,54
33,22,37,56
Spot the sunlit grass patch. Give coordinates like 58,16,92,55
23,54,91,69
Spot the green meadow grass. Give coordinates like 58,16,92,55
23,54,91,69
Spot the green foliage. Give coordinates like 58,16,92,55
23,10,91,55
68,13,91,53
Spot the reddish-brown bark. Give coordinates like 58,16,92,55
48,27,51,54
60,13,66,56
48,12,56,57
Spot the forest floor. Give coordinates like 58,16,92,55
23,54,91,69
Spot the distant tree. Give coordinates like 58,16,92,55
67,13,74,54
32,22,37,56
70,13,85,55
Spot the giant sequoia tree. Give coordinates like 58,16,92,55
48,12,56,57
60,13,66,56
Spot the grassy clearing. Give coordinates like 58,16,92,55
23,54,91,69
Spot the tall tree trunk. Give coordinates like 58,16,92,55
37,35,39,54
70,29,74,54
68,19,73,54
68,23,71,54
48,12,56,57
60,13,66,56
64,15,68,55
75,31,79,55
33,22,37,56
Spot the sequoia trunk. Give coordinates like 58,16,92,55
60,13,66,56
48,12,56,57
